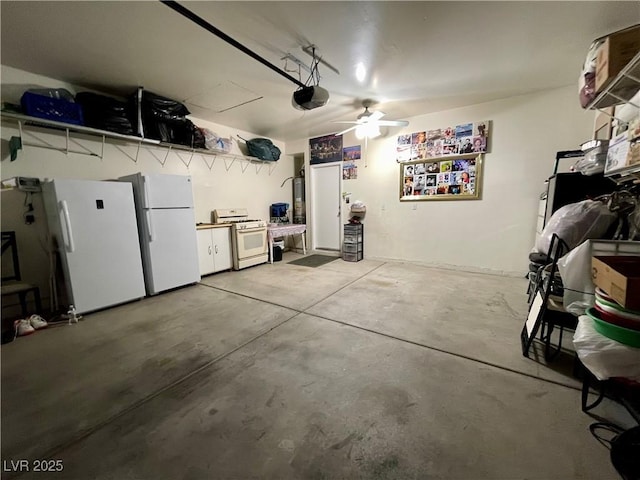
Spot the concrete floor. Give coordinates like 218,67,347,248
1,253,633,479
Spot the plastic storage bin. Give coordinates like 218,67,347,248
343,223,363,262
271,203,289,217
21,92,84,126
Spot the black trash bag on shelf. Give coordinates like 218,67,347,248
192,125,206,149
75,92,134,135
141,90,190,121
150,117,206,148
130,88,191,139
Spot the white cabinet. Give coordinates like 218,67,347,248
197,227,232,276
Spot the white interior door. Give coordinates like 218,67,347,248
311,163,341,251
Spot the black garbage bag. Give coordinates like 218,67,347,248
148,117,205,149
141,90,190,121
76,92,134,135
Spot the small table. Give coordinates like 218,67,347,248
267,224,306,263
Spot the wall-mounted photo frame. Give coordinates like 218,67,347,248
310,134,343,164
399,153,483,201
396,120,490,162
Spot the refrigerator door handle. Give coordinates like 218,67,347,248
142,175,151,209
60,200,76,253
146,210,155,242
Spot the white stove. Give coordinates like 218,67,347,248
213,209,268,270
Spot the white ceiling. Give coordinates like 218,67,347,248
1,1,639,142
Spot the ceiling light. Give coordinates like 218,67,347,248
355,123,381,139
355,62,366,83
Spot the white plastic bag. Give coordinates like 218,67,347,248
578,40,602,108
535,200,616,255
573,317,640,381
557,240,595,316
201,128,232,152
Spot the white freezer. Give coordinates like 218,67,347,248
42,179,146,314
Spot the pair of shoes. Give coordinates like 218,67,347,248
29,315,48,330
14,315,48,338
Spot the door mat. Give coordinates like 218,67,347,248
288,255,339,268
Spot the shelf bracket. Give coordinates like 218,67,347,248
18,121,101,158
162,145,172,166
224,157,236,171
240,158,250,173
255,162,264,174
268,162,277,175
176,150,194,168
146,145,171,167
113,141,142,163
203,154,216,171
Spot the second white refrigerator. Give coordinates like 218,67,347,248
119,173,200,295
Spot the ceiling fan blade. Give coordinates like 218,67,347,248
376,120,409,127
336,125,358,136
369,110,385,121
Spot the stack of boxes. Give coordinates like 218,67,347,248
590,256,640,347
591,25,640,176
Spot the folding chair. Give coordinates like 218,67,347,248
521,233,578,360
1,231,42,317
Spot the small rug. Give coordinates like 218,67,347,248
288,255,339,268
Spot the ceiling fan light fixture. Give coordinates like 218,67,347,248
355,123,381,139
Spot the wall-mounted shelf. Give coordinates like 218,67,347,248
605,163,640,185
586,51,640,184
587,51,640,112
0,111,278,174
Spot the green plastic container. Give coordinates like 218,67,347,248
586,308,640,348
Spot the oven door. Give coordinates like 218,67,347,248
234,227,267,259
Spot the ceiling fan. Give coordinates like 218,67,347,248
334,100,409,138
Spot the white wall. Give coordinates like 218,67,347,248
0,64,597,314
298,85,594,276
1,66,295,310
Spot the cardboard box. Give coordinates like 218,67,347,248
627,139,640,167
595,24,640,93
605,131,631,174
594,108,614,140
592,256,640,310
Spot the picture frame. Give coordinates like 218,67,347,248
310,134,343,165
399,153,483,201
396,120,489,162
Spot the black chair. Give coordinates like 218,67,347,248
1,231,42,317
521,233,578,360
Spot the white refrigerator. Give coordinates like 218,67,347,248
118,173,200,295
42,179,146,314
